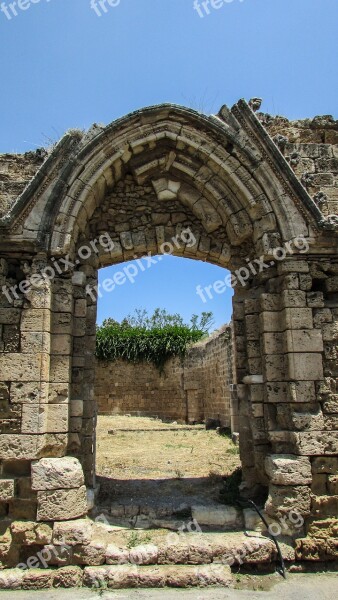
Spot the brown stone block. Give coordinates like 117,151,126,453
22,569,53,589
21,331,50,354
21,309,51,332
295,431,338,455
72,541,106,566
306,517,338,539
260,293,280,311
37,486,87,521
282,308,313,330
295,537,330,561
312,495,338,517
260,311,283,333
0,308,21,325
10,381,48,404
324,277,338,293
288,380,316,403
21,405,47,434
49,355,71,383
266,484,311,519
0,353,47,383
262,332,284,354
281,290,307,307
0,435,38,460
53,519,93,547
265,454,312,485
307,292,325,308
287,352,323,381
0,480,15,502
265,381,288,403
36,433,68,458
312,456,338,474
328,476,338,495
264,354,287,381
311,474,327,496
278,260,309,274
51,312,72,335
53,566,83,588
285,329,323,353
50,334,72,355
10,521,52,546
8,499,37,520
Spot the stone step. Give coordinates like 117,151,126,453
0,564,233,590
97,499,245,531
83,563,233,588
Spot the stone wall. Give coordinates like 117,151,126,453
0,101,337,570
95,326,232,426
259,113,338,218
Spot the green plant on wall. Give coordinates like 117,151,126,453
96,308,214,370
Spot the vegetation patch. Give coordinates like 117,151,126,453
96,308,214,370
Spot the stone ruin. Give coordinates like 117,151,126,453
0,100,337,587
95,325,234,427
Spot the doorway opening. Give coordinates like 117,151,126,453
92,255,241,530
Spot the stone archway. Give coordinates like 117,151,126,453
0,101,337,568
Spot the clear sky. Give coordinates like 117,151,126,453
1,0,337,329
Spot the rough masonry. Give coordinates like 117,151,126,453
0,100,337,576
95,325,232,426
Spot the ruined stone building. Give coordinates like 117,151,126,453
0,101,337,586
95,325,233,426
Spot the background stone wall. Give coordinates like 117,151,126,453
95,326,232,426
260,113,338,217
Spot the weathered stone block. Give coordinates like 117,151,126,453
264,354,287,381
0,435,37,460
72,540,106,565
285,329,323,353
53,519,93,546
46,404,68,433
129,544,159,565
70,400,83,417
106,544,129,565
22,568,53,589
288,380,316,403
191,505,243,529
312,456,338,474
281,290,306,307
266,484,311,519
265,455,312,485
287,353,323,381
0,569,24,590
0,479,15,502
0,354,48,383
37,486,88,521
20,309,51,332
282,308,313,330
311,495,338,517
11,521,52,545
31,457,84,491
53,565,83,588
259,312,282,333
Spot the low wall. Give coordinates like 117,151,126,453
95,326,232,426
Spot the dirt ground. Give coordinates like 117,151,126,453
96,415,240,481
95,415,241,507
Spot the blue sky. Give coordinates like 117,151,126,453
1,0,337,329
